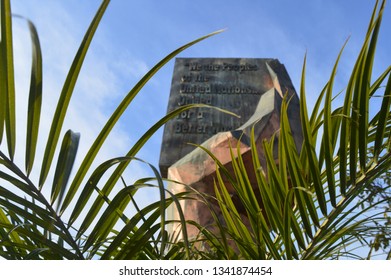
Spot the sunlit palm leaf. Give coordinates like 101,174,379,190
61,29,225,216
196,0,390,260
323,40,347,206
0,0,389,261
51,130,80,213
0,0,16,160
358,0,384,172
0,207,26,258
39,0,110,187
69,157,134,230
299,55,327,215
373,74,391,161
23,16,42,176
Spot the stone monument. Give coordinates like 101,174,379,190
159,58,302,240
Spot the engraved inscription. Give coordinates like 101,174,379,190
173,59,263,136
159,58,289,177
187,62,259,72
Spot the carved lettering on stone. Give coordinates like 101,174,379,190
159,58,297,177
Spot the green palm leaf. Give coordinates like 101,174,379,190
51,130,80,213
60,29,225,216
189,0,390,260
0,0,389,260
299,55,327,215
373,73,391,161
39,0,110,187
23,16,42,176
0,0,16,160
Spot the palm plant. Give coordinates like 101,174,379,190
183,0,391,259
0,0,223,259
0,0,390,260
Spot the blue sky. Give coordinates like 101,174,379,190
9,0,391,208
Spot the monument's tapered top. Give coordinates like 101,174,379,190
159,58,297,178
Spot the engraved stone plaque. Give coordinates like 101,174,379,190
159,58,296,177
